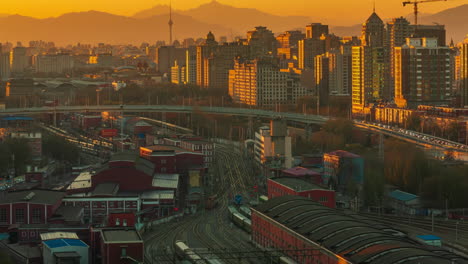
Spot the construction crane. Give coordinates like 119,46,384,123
402,0,447,25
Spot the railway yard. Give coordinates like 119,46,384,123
143,143,261,264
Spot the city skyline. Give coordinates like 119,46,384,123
2,0,466,24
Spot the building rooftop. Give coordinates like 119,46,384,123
1,190,65,205
67,172,92,190
254,196,465,264
101,229,142,243
43,238,88,249
52,206,84,222
152,174,179,189
142,145,203,155
282,167,321,177
325,150,360,158
389,190,419,202
92,183,120,196
110,152,138,163
270,177,326,192
40,232,79,241
141,190,174,200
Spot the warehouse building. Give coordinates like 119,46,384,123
251,196,467,264
267,177,335,208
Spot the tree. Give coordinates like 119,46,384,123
4,138,32,176
405,113,421,131
446,121,460,142
384,139,428,193
42,135,80,164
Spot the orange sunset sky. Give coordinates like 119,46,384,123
2,0,467,24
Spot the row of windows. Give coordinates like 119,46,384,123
0,208,42,224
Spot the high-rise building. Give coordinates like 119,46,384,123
10,46,29,73
197,32,250,90
185,46,197,84
171,61,186,85
0,45,11,81
412,25,446,46
247,26,277,57
351,46,386,115
387,17,412,97
35,53,74,74
394,37,452,108
298,38,325,69
306,23,329,39
156,46,186,75
459,36,468,107
314,54,330,107
361,11,385,48
276,31,305,61
228,58,306,107
322,46,352,96
352,46,372,115
276,31,305,49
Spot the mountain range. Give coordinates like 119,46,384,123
0,1,466,45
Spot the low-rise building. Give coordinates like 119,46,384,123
323,150,364,192
42,232,89,264
267,177,335,208
0,190,65,231
100,229,144,264
387,189,422,215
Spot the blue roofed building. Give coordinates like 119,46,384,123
387,189,422,215
416,235,442,247
42,232,89,264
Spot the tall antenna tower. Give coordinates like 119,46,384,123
168,0,174,45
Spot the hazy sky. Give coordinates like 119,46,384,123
3,0,466,24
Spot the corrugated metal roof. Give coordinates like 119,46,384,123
141,190,174,200
389,190,419,202
67,172,92,190
40,232,79,241
152,174,179,189
2,190,65,205
254,196,463,264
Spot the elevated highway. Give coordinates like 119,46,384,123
1,105,466,160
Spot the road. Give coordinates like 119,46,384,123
143,142,258,264
2,105,466,159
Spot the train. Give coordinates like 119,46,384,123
175,241,225,264
228,205,251,233
175,241,204,263
239,205,251,219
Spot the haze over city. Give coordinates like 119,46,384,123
0,0,467,264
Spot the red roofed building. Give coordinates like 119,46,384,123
64,152,179,223
282,166,322,185
0,190,66,232
268,177,335,208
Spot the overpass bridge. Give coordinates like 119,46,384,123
1,105,466,160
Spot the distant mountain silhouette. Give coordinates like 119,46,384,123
133,5,171,19
0,3,466,45
0,11,231,45
134,0,313,35
419,4,468,43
